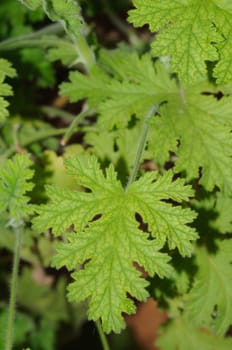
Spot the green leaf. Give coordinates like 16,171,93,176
192,191,232,234
212,192,232,233
60,49,177,129
213,10,232,84
0,153,34,223
148,93,232,193
0,59,16,122
156,317,232,350
129,0,232,85
20,48,55,87
184,240,232,335
34,154,197,333
85,121,151,172
29,320,55,350
47,45,77,65
42,0,83,38
0,0,44,38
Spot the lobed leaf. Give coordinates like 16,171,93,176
42,0,83,39
0,58,16,122
34,154,197,332
60,49,177,129
129,0,232,85
0,153,34,223
148,93,232,193
156,317,232,350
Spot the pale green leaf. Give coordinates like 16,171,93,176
0,153,34,223
60,49,177,129
156,317,232,350
129,0,232,85
148,93,232,193
47,45,77,65
193,191,232,234
213,11,232,84
212,192,232,233
0,59,16,122
34,154,197,332
184,240,232,335
42,0,83,38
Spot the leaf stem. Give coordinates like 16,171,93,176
40,106,75,122
5,225,23,350
61,107,94,146
73,36,96,72
1,128,68,162
103,4,140,48
0,23,64,51
95,320,110,350
125,105,158,192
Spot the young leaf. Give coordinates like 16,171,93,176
0,58,16,122
148,93,232,193
0,153,34,224
184,240,232,335
42,0,83,38
34,154,197,333
156,317,232,350
60,49,177,129
128,0,232,85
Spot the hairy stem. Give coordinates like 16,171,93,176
73,35,96,72
0,37,73,51
61,107,94,146
40,106,75,122
125,105,158,192
1,128,68,161
0,23,64,51
5,225,23,350
102,1,141,48
96,320,110,350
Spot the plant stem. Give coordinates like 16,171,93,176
61,107,94,146
103,3,141,48
0,23,64,51
1,128,68,161
125,105,158,192
5,225,23,350
73,35,96,72
41,106,75,122
95,320,110,350
0,37,73,51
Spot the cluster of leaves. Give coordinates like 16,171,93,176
0,0,231,349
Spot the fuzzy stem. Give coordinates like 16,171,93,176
40,106,75,122
125,105,158,192
96,320,110,350
1,127,68,161
73,35,96,72
0,37,73,51
103,2,141,48
5,225,23,350
0,23,64,51
61,107,94,146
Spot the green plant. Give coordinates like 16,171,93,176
0,0,232,349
